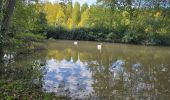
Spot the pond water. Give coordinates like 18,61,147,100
2,40,170,99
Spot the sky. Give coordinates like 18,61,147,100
44,0,96,5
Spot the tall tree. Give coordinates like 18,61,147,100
65,1,72,20
78,9,90,27
56,6,66,25
0,0,3,13
1,0,16,33
0,0,16,62
44,3,60,25
67,17,73,29
0,0,4,26
34,12,48,34
81,3,88,13
72,2,81,27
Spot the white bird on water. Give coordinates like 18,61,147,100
74,41,78,45
97,43,102,50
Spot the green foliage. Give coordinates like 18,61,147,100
78,9,90,27
0,61,69,99
72,2,81,27
34,12,48,34
106,32,117,42
12,0,37,33
42,1,169,46
81,3,89,13
46,25,67,39
122,30,143,44
65,2,73,20
1,0,170,52
15,33,45,42
0,1,170,99
56,6,66,25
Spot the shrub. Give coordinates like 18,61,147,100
122,30,143,44
15,32,46,42
106,32,117,42
46,26,67,39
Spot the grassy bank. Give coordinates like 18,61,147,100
0,79,59,100
0,33,63,100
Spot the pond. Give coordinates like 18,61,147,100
2,40,170,99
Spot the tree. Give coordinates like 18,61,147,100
97,0,117,9
0,0,16,62
1,0,16,34
81,3,88,13
12,0,38,33
67,17,73,29
29,0,170,45
44,3,60,25
56,6,66,25
34,12,48,34
78,9,90,27
0,0,4,28
0,0,3,14
65,1,72,20
72,2,81,27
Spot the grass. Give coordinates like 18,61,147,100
0,61,70,100
0,79,70,100
15,33,46,42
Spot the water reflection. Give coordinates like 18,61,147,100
43,58,95,99
2,40,170,99
41,40,170,99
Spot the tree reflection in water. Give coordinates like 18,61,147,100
1,40,170,99
43,40,170,100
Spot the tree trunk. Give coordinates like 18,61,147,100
0,0,4,23
0,47,4,64
0,0,3,11
1,0,16,34
0,0,16,63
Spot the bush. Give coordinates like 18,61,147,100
122,30,143,44
16,32,46,42
155,35,170,45
46,26,67,39
45,25,170,46
106,32,117,42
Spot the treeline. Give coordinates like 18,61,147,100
44,0,170,45
1,0,170,49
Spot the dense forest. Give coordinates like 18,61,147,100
44,0,170,45
1,0,170,50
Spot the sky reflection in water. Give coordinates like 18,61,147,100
2,40,170,99
42,40,170,99
43,57,94,99
42,56,152,99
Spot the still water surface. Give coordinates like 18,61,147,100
7,40,170,99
